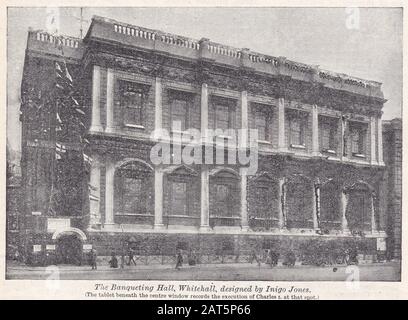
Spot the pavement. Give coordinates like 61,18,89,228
6,260,401,281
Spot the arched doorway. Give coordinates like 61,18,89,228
56,234,83,265
53,228,87,265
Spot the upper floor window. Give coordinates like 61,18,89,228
215,104,230,130
252,103,272,142
349,122,367,157
171,98,188,131
170,91,193,131
212,97,236,131
171,181,188,216
287,110,308,148
319,116,339,153
118,80,147,127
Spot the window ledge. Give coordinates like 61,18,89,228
257,139,272,145
124,124,145,130
250,217,279,221
352,153,366,158
165,215,200,219
115,213,153,217
213,134,233,140
290,144,306,150
210,216,241,219
171,129,189,135
322,149,337,155
171,130,194,141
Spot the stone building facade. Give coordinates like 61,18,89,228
18,16,392,265
383,118,402,261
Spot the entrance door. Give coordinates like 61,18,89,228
56,234,83,265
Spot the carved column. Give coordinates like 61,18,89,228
201,83,209,143
104,157,115,226
341,116,348,160
371,193,377,234
370,116,377,164
89,155,101,226
278,178,286,229
313,180,320,230
312,105,319,156
90,65,102,132
278,97,286,151
377,116,384,165
240,90,248,148
240,167,249,231
106,68,114,133
154,167,165,229
340,190,349,233
155,77,163,133
200,166,210,231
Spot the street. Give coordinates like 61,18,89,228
6,261,400,281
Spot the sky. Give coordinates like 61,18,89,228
7,7,403,157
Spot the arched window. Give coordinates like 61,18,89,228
164,165,200,227
248,173,280,230
209,169,240,227
114,160,154,225
320,180,342,230
345,182,373,232
285,175,314,228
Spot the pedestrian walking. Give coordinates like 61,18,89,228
249,247,261,267
90,248,97,270
120,251,125,269
188,250,197,266
175,249,183,270
109,251,118,268
283,250,296,267
128,248,137,266
269,250,279,268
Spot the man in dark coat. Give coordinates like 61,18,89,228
90,249,97,270
175,249,183,270
109,252,118,268
128,248,137,266
269,250,280,268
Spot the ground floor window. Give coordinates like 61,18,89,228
164,166,200,227
248,175,279,229
320,180,341,223
114,161,154,224
170,181,188,216
210,170,240,227
346,184,373,231
285,175,314,228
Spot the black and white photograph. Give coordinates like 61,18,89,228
4,3,403,291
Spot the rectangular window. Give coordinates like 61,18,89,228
290,117,305,146
171,98,188,131
215,104,230,130
119,80,145,126
252,103,272,142
319,117,338,153
121,177,143,214
171,181,188,216
256,113,266,141
255,111,268,141
350,123,366,156
214,184,233,217
255,186,269,218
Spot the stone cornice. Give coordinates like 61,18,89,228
84,15,384,100
24,17,386,116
